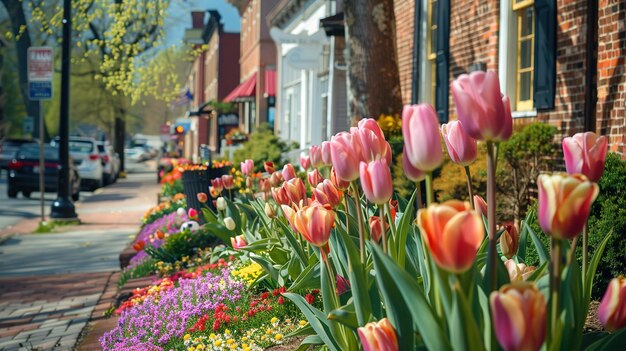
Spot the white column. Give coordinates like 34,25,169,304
300,70,308,149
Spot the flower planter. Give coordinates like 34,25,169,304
182,169,209,222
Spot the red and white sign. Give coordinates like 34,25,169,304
27,47,54,82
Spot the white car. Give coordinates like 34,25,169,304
124,147,148,163
97,141,120,185
65,137,104,191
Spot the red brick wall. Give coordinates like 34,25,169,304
394,0,414,105
596,0,625,156
218,32,241,102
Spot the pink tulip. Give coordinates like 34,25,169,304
451,71,512,141
563,132,608,182
490,282,546,351
336,274,350,295
211,178,224,193
417,200,484,273
321,141,332,165
402,146,426,182
259,178,270,193
284,177,307,205
269,171,284,187
313,179,342,208
402,104,443,172
330,167,350,191
282,164,297,181
310,145,325,168
188,208,198,220
537,174,599,240
241,159,254,176
264,161,275,174
221,175,234,190
360,159,393,205
307,169,324,187
500,224,519,259
504,259,536,282
330,131,361,182
358,318,399,351
369,216,389,243
300,154,311,170
598,276,626,331
271,186,290,206
230,235,247,249
474,195,488,219
441,120,477,166
290,203,335,247
357,118,392,165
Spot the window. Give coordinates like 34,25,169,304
514,0,535,111
427,0,438,105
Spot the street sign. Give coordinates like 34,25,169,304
160,123,171,142
23,116,34,134
27,47,53,101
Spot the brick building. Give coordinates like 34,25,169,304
394,0,624,155
225,0,278,135
184,10,240,158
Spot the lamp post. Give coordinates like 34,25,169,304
50,0,77,219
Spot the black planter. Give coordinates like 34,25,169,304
182,169,209,223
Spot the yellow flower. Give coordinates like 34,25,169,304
184,334,191,341
270,317,279,324
299,320,308,326
226,339,234,345
214,339,222,347
187,347,195,351
266,329,273,335
275,334,283,341
224,328,231,335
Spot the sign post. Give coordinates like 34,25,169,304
27,46,53,223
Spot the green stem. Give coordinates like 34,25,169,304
380,205,388,254
425,173,434,206
486,141,498,293
384,202,397,239
551,239,562,342
416,181,423,210
464,166,474,209
343,195,350,236
582,223,588,280
351,182,367,264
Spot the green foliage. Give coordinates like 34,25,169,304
434,143,488,202
145,227,222,263
161,180,184,198
118,258,157,288
525,153,626,298
232,124,295,171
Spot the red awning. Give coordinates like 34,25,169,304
224,74,256,102
264,69,276,97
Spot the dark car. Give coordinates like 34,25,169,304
0,138,36,174
7,144,81,201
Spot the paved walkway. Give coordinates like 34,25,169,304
0,163,160,351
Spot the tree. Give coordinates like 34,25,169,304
343,0,403,121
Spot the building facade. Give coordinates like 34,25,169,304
184,10,241,158
225,0,278,135
395,0,624,155
267,0,350,153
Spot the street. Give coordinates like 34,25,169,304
0,160,154,232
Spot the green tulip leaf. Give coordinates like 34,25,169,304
328,302,359,329
201,207,218,223
394,189,417,268
275,219,308,267
203,223,234,246
296,335,324,351
524,220,549,264
585,329,626,351
289,259,321,291
282,292,341,351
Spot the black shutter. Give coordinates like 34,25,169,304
435,0,450,123
533,0,557,110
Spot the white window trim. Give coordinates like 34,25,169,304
419,0,432,104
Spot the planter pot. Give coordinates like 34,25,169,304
182,169,209,223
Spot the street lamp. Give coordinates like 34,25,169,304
50,0,77,219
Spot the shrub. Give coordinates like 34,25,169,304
145,227,222,263
232,124,295,171
524,152,626,298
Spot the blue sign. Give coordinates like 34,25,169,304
29,81,52,100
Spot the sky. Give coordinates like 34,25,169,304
163,0,242,46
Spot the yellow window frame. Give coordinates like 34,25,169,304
515,1,535,111
427,0,438,105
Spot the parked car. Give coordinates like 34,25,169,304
97,141,120,185
1,138,36,174
53,137,104,191
124,147,148,162
7,143,81,200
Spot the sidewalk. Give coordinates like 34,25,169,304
0,166,160,351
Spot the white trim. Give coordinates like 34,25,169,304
512,110,537,118
419,0,431,104
498,0,518,110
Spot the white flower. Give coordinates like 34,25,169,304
224,217,236,231
216,197,227,211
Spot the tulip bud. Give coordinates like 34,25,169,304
307,169,324,187
211,178,224,193
402,147,426,182
271,186,290,206
360,159,393,205
245,176,253,189
313,179,342,208
155,230,165,240
132,240,145,252
504,259,536,282
230,235,247,249
241,159,254,176
369,216,388,243
209,186,220,198
357,118,392,165
221,175,234,190
224,217,236,231
291,204,335,248
473,195,488,219
598,276,626,331
321,141,332,166
538,174,599,240
284,178,307,205
300,154,311,170
357,318,399,351
176,207,186,217
499,224,519,259
282,164,297,181
330,167,350,191
451,71,513,141
563,132,608,182
265,202,277,218
490,282,546,351
336,274,350,295
216,197,227,211
402,104,443,173
310,145,325,168
264,161,275,174
269,171,283,187
441,120,478,166
197,192,208,203
259,178,271,193
187,208,198,220
330,131,362,182
417,200,484,273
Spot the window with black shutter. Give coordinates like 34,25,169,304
435,0,449,123
533,0,556,110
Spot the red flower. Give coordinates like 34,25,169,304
305,293,315,304
278,296,285,305
261,292,270,299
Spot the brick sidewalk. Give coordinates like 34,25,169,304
0,170,161,350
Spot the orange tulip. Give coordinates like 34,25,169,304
221,175,234,190
282,164,297,181
473,195,488,219
330,167,350,191
132,240,145,251
312,179,342,208
264,161,275,174
230,235,247,249
196,192,208,204
490,282,546,351
307,169,324,187
284,178,307,205
290,204,335,248
598,276,626,331
269,171,283,187
155,230,165,240
357,318,399,351
537,173,599,240
271,186,290,206
504,259,536,282
369,216,388,243
417,200,484,273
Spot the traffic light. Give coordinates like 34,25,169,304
175,125,185,134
